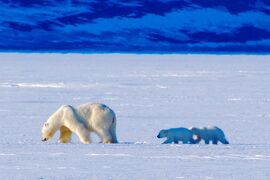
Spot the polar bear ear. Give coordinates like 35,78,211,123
163,130,169,135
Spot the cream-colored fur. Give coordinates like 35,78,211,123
59,126,72,143
42,103,118,144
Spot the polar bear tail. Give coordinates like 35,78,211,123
110,116,118,143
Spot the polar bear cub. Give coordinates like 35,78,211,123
189,126,229,144
42,103,118,144
157,127,196,144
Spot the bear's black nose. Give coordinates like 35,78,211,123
42,138,47,141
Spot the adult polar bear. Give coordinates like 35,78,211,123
42,103,118,144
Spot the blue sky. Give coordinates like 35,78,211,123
0,0,270,53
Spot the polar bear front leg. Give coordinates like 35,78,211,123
162,138,173,144
59,126,72,143
204,138,210,144
174,138,179,144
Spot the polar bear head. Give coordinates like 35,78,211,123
41,107,65,142
189,127,202,142
157,129,169,138
41,122,57,141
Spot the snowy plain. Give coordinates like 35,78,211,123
0,53,270,179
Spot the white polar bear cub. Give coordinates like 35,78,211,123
189,126,229,145
42,103,118,144
157,127,196,144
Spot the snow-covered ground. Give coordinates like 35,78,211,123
0,53,270,179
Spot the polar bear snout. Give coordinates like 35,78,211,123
157,130,167,138
42,138,48,141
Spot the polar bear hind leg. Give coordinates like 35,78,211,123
95,128,113,144
59,126,72,143
92,115,118,144
109,116,118,143
212,137,218,145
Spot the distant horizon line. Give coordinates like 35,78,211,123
0,52,270,56
0,51,270,56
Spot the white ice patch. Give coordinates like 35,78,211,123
0,153,16,156
86,153,132,157
0,82,65,88
227,98,242,101
155,84,168,89
16,83,65,88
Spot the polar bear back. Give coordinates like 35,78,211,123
167,128,193,139
205,126,225,138
76,103,115,130
191,126,225,139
